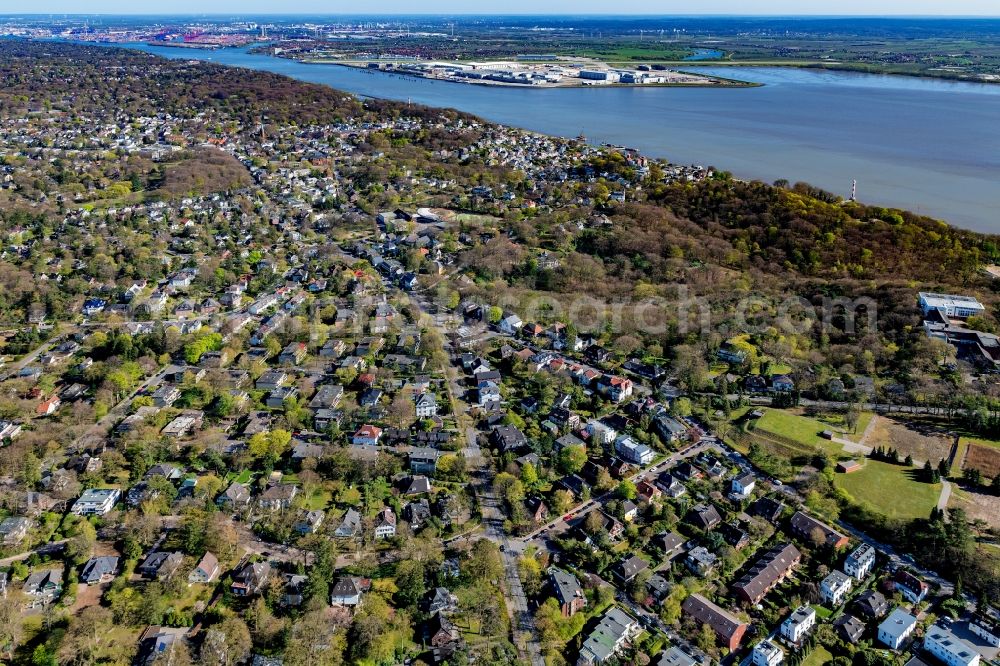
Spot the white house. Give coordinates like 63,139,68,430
971,610,1000,647
780,605,816,644
918,292,985,319
731,472,756,499
71,488,120,516
414,392,438,418
820,570,853,606
843,543,876,581
373,508,396,539
585,420,617,447
924,623,981,666
751,639,783,666
878,608,917,650
614,435,654,466
499,314,523,335
330,576,368,606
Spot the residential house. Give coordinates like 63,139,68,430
550,567,587,617
656,472,687,498
854,590,890,620
409,448,441,474
878,608,917,650
331,576,369,606
189,552,220,583
0,516,31,546
790,511,850,549
891,570,929,603
820,571,853,606
426,612,460,651
232,562,271,597
685,547,718,576
258,484,298,511
294,510,325,535
731,472,756,499
138,551,183,580
71,488,120,516
652,531,686,559
834,614,866,644
732,543,801,605
373,508,397,539
23,569,63,605
428,587,459,615
752,640,784,666
844,543,876,581
334,508,362,538
686,503,722,530
414,393,438,418
682,594,748,651
80,556,119,584
613,555,649,585
577,606,641,665
525,497,549,524
218,482,251,509
780,606,816,645
352,425,383,447
615,435,654,465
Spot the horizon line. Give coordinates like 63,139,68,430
4,12,1000,18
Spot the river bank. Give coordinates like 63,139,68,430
110,42,1000,233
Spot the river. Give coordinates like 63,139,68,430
123,43,1000,233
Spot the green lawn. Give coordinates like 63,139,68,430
802,646,834,666
811,604,833,619
834,459,941,520
755,410,845,456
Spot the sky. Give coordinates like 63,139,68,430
10,1,1000,16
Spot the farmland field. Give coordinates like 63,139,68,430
963,440,1000,479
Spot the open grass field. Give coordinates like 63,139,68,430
834,459,941,521
866,417,954,465
754,410,847,457
963,440,1000,479
948,485,1000,526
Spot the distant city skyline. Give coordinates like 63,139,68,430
8,1,1000,16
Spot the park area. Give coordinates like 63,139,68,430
833,459,941,521
753,409,863,457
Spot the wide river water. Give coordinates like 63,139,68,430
126,43,1000,233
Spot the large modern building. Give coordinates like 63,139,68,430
71,488,121,516
576,606,640,665
923,623,981,666
918,293,985,319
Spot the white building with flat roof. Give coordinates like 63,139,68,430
820,570,853,606
919,293,985,319
924,624,980,666
878,608,917,650
751,639,783,666
780,605,816,644
844,543,876,581
71,488,120,516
